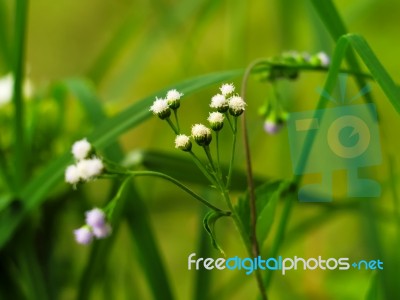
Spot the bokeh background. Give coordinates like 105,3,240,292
1,0,400,299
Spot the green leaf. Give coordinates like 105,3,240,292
203,210,228,255
365,272,380,300
0,69,241,250
235,181,288,247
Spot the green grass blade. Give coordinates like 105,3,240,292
0,0,11,72
125,183,175,300
12,0,29,189
310,0,375,109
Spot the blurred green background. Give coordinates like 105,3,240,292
1,0,400,299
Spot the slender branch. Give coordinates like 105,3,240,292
173,109,180,133
166,117,179,134
123,170,227,213
240,58,268,300
203,145,216,173
226,117,237,189
188,150,218,186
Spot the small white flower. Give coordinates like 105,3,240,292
77,157,104,181
92,223,112,239
72,138,91,160
317,52,330,67
208,112,224,124
220,83,235,96
150,97,171,119
85,208,106,228
166,89,183,101
175,134,192,151
191,124,212,146
208,112,224,131
74,226,93,245
228,95,246,116
210,94,228,112
65,165,81,184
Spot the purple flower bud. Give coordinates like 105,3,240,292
85,208,106,228
93,223,112,239
74,226,93,245
264,119,283,135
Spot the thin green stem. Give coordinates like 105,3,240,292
203,145,216,173
12,0,29,188
215,131,223,183
166,117,178,134
173,109,180,133
224,112,234,132
188,150,218,186
226,117,237,189
123,170,226,213
104,176,131,218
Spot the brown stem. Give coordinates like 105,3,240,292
240,59,268,300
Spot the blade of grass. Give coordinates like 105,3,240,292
310,0,376,111
0,0,11,71
125,183,174,300
12,0,29,189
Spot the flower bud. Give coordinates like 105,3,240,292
150,98,171,119
220,83,235,96
191,124,212,146
166,89,183,110
310,52,330,67
228,95,246,117
207,112,224,131
175,134,192,151
210,94,228,113
74,226,93,245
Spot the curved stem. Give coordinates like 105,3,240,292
203,145,216,173
123,170,227,213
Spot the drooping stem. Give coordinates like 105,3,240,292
215,131,223,182
122,170,227,213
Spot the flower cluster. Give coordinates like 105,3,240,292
74,208,112,245
150,89,184,119
65,138,104,185
209,83,246,116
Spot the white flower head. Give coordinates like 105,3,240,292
92,223,112,239
228,95,246,116
220,83,235,96
85,208,106,228
207,112,224,131
191,123,212,146
0,73,33,108
175,134,192,151
77,157,104,181
72,138,92,161
210,94,228,112
150,97,171,119
74,226,93,245
65,165,81,185
317,52,330,67
166,89,183,101
166,89,183,109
